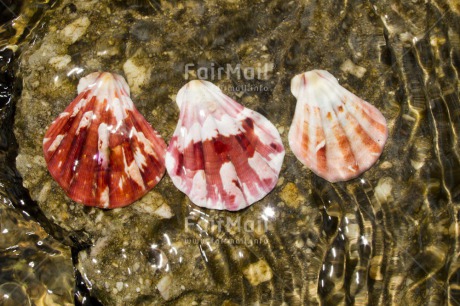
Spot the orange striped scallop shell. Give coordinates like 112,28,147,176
288,70,388,182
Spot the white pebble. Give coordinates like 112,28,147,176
116,282,123,291
340,59,367,78
61,16,90,44
242,260,273,286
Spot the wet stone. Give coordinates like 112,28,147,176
279,182,306,209
242,259,273,286
0,196,73,305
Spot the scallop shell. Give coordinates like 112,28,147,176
165,80,285,211
288,70,388,182
43,72,167,208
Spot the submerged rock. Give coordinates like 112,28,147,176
0,196,73,305
242,260,273,286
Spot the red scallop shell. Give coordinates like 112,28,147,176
43,72,166,208
165,80,285,211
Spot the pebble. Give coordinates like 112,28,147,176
340,59,367,78
242,260,273,286
61,16,90,44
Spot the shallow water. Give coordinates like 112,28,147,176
1,0,460,305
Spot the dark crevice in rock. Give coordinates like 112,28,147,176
0,0,23,25
72,248,104,306
0,47,91,306
0,49,89,249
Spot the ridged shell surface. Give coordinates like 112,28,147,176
43,72,166,208
166,80,285,211
288,70,388,182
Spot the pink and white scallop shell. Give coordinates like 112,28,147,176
165,80,285,211
288,70,388,182
43,72,167,209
